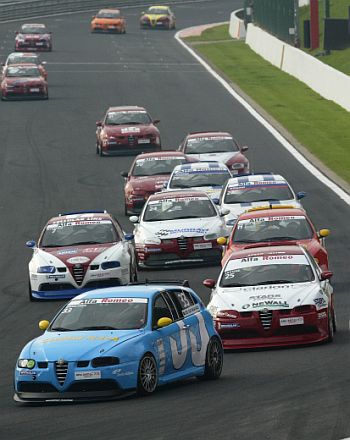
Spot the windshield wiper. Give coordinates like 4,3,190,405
222,283,249,287
69,241,103,245
259,236,297,242
233,239,258,243
253,280,292,285
74,326,119,331
51,327,73,332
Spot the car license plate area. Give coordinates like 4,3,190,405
279,317,304,326
75,370,101,380
138,138,150,144
193,242,212,250
30,88,40,92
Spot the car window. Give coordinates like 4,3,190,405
168,290,200,318
152,294,175,327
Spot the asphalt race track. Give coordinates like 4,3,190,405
1,1,350,439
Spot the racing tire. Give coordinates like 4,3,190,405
130,262,138,283
137,354,158,396
327,308,334,343
201,337,223,380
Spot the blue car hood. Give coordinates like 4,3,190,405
26,329,143,361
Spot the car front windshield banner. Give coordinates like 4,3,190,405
224,181,294,204
50,298,148,331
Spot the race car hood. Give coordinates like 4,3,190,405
37,243,119,266
212,282,324,312
93,18,123,24
137,217,225,240
4,77,44,86
104,125,156,136
130,175,169,192
23,329,143,361
187,152,238,164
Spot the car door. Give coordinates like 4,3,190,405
151,292,190,377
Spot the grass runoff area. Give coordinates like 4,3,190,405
300,0,350,74
184,24,350,185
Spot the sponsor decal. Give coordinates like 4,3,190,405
57,249,78,255
314,297,327,309
242,300,289,309
136,156,182,163
219,323,240,329
121,127,141,134
155,227,209,237
48,219,110,228
182,304,200,317
42,336,119,343
249,294,282,300
187,136,232,143
239,216,304,225
19,370,37,377
75,371,101,380
193,242,212,250
83,247,108,253
280,317,304,326
112,368,134,377
67,256,90,264
70,297,147,305
47,274,66,279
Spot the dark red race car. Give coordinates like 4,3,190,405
3,52,47,79
218,206,330,270
15,24,52,52
121,151,197,215
1,64,48,100
96,106,161,156
178,131,249,175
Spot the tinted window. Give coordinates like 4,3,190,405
105,111,151,125
143,197,217,221
133,157,186,176
152,294,174,327
170,169,230,189
224,183,294,204
185,137,238,154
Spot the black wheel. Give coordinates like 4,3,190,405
202,337,223,380
327,308,334,342
137,354,158,395
332,306,337,333
129,262,138,282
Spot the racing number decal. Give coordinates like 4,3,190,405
176,291,191,308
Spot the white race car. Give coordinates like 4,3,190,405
203,244,335,349
27,211,137,301
130,190,230,268
164,161,232,200
220,173,306,227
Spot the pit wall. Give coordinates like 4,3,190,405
245,23,350,112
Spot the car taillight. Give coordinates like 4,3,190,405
293,305,316,313
216,310,239,319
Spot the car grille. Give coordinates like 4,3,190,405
128,135,136,144
55,361,69,385
259,310,273,330
177,236,188,251
72,264,84,285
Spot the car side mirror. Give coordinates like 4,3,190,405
296,191,306,200
96,121,102,127
26,240,36,248
319,228,330,238
157,317,173,328
220,207,230,216
129,216,139,223
38,320,50,331
124,233,134,241
320,270,333,281
241,145,248,152
203,279,216,289
212,198,219,205
153,119,160,124
120,171,128,178
162,181,168,189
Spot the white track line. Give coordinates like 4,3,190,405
175,30,350,206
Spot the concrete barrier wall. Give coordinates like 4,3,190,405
245,23,350,112
229,9,246,40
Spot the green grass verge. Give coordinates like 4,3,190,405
300,0,350,74
184,24,232,42
184,25,350,184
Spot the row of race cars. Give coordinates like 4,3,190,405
0,6,176,100
12,6,336,404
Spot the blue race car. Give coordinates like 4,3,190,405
14,281,223,403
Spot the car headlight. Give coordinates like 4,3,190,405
231,163,245,170
18,359,36,369
204,233,219,241
101,261,121,270
37,266,56,273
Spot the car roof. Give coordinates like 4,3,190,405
149,189,210,201
174,161,228,172
186,131,232,138
98,8,121,13
227,173,287,186
47,212,113,224
149,5,170,10
227,244,305,261
238,206,306,220
107,106,146,112
22,23,46,28
135,151,186,160
8,52,38,58
73,285,187,300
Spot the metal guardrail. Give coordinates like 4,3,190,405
0,0,196,22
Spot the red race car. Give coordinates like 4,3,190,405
1,64,48,100
96,106,161,156
15,24,52,52
178,131,249,175
121,151,197,215
2,52,47,79
218,206,330,270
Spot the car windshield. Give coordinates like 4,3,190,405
143,197,217,221
105,111,151,125
133,157,186,176
170,169,230,188
233,215,314,242
21,25,47,34
6,66,40,77
50,298,148,331
224,182,294,204
40,220,120,247
185,137,239,154
96,11,121,18
8,56,39,65
148,8,169,14
220,257,315,287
